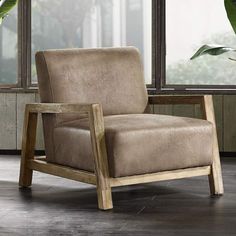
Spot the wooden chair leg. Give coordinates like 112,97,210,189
19,107,38,188
89,104,113,210
202,95,224,195
96,185,113,210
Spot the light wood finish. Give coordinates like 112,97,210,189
150,95,224,196
19,102,112,210
35,94,45,150
202,95,224,195
19,106,38,187
89,104,113,210
28,159,96,185
34,156,47,161
213,96,224,151
25,103,93,114
19,96,223,210
110,166,211,187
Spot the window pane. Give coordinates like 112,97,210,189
166,0,236,85
31,0,152,84
0,7,17,85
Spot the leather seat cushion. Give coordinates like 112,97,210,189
52,114,213,178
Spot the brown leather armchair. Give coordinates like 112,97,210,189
19,47,223,210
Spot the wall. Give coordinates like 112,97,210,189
0,93,235,152
0,93,44,150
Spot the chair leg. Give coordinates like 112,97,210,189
19,108,38,188
96,185,113,210
202,95,224,196
208,152,224,196
89,104,113,210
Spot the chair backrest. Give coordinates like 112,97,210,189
36,47,148,121
35,47,148,160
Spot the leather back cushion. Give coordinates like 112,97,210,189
35,47,148,124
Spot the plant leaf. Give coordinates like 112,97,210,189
0,0,17,25
190,44,236,60
225,0,236,34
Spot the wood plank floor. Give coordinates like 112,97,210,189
0,156,236,236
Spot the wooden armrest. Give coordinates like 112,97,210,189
24,103,105,150
25,103,99,114
148,95,208,105
20,102,112,206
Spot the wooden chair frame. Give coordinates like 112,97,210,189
19,95,224,210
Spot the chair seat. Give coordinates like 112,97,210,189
52,114,213,177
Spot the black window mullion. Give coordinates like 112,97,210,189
18,0,31,90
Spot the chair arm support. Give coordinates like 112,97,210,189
21,102,112,206
25,103,98,114
22,103,105,157
148,95,207,105
148,94,224,194
23,102,107,173
24,103,105,146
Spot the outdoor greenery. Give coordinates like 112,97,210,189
0,0,17,84
167,32,236,85
1,0,146,85
191,0,236,60
167,0,236,85
1,0,235,86
0,0,17,24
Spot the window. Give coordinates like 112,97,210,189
0,6,17,86
0,0,153,90
2,0,235,93
159,0,236,93
31,0,152,85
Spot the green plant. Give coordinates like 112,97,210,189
191,0,236,60
0,0,17,25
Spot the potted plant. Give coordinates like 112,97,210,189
191,0,236,60
0,0,17,25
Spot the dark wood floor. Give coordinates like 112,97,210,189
0,156,236,236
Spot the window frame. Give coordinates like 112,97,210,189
1,0,157,92
0,0,36,92
157,0,236,95
19,0,35,90
1,0,236,94
0,1,20,90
